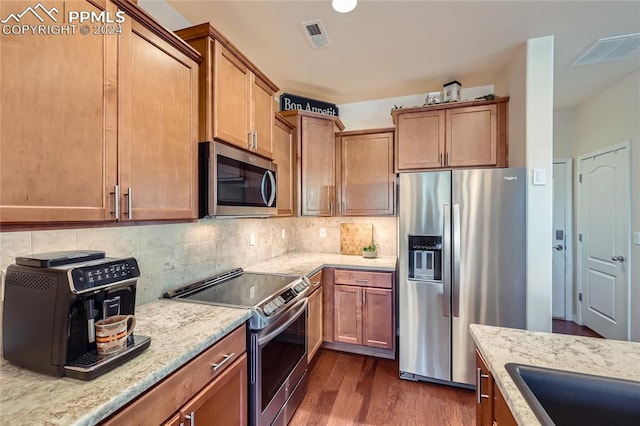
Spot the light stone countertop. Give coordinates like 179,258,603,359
244,251,397,276
470,324,640,425
0,300,251,426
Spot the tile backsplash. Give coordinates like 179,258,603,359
0,215,396,312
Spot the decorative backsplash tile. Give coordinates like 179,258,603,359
0,216,396,310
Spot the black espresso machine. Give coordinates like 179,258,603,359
2,250,151,380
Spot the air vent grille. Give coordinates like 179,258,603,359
573,33,640,66
6,272,56,292
301,19,330,49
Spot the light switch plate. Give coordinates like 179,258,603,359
633,231,640,245
532,168,546,186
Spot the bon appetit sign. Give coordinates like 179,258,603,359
279,93,339,117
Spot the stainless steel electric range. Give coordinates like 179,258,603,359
164,268,311,426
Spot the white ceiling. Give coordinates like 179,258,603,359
160,0,640,110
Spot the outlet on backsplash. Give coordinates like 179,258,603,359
282,229,286,239
250,233,256,246
319,227,327,238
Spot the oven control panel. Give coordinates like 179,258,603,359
261,278,310,316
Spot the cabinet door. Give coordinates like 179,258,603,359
213,42,251,150
308,286,324,362
340,132,394,216
396,110,445,171
118,18,198,220
251,75,274,158
475,350,494,426
494,382,517,426
333,285,361,345
273,115,294,216
446,105,497,167
300,116,335,216
179,354,247,426
362,288,393,349
0,0,118,223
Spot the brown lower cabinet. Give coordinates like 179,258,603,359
476,349,516,426
102,325,246,426
326,269,395,359
307,270,324,363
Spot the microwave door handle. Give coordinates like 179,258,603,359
260,171,269,205
266,170,276,207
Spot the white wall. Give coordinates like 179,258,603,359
336,86,494,130
574,70,640,341
553,110,576,159
496,44,527,167
524,36,555,332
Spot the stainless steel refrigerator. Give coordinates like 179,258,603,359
398,168,526,387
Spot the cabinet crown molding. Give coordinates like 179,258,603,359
175,23,279,93
391,97,510,119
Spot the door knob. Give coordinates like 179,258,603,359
611,255,626,262
554,245,563,251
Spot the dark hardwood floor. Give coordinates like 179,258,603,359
552,319,602,338
290,349,475,426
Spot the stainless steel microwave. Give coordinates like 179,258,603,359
199,141,277,217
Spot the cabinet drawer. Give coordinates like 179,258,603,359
308,269,323,291
102,324,246,426
334,270,392,289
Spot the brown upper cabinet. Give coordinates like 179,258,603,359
272,113,295,216
280,110,344,216
175,24,279,159
392,98,509,172
0,0,200,224
337,128,395,216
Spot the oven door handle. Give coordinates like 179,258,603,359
258,298,308,347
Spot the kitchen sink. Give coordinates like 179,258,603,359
505,363,640,426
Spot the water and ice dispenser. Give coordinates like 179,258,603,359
408,235,442,281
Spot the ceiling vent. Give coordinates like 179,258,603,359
573,33,640,66
301,19,331,48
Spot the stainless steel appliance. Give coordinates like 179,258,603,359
199,141,277,217
165,269,310,426
398,169,526,387
2,250,151,380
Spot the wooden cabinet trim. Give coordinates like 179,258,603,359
175,23,278,93
102,324,246,425
113,0,201,63
336,127,395,137
279,109,345,131
390,97,510,119
334,270,393,289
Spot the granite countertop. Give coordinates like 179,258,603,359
0,300,251,426
470,324,640,425
244,251,397,276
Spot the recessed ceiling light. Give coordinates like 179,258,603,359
332,0,357,13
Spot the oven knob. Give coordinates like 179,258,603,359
263,305,272,315
277,296,285,306
274,298,282,307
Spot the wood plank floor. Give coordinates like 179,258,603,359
290,349,475,426
552,319,602,338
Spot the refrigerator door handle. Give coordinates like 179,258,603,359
442,203,451,317
453,203,461,318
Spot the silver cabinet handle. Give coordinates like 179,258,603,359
362,288,366,305
612,255,626,262
248,131,253,149
446,152,450,166
554,245,563,251
110,185,120,220
184,411,195,426
476,367,490,404
440,153,443,166
211,352,235,371
354,279,368,284
329,202,333,216
254,130,258,150
124,187,133,220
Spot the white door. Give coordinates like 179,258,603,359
552,161,569,319
579,143,630,340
